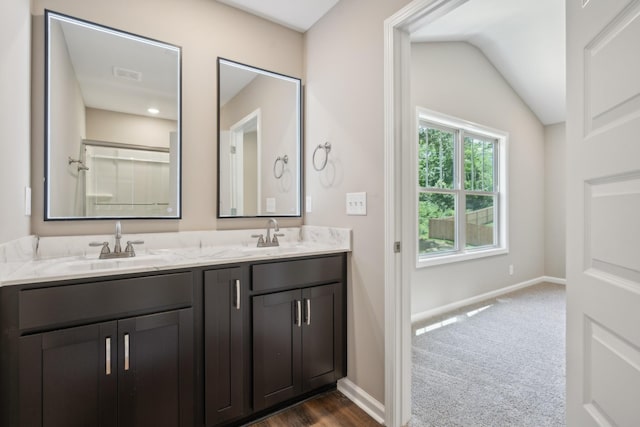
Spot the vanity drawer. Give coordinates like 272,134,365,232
19,271,193,331
251,255,343,292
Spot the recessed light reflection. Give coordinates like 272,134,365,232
147,107,160,114
414,304,493,336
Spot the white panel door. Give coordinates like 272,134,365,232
567,1,640,426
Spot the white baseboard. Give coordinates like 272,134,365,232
542,275,566,285
411,276,564,325
337,377,385,425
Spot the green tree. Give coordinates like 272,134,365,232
418,127,454,190
418,126,496,248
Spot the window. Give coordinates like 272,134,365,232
416,108,508,267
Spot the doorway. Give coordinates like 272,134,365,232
222,108,261,216
383,1,565,425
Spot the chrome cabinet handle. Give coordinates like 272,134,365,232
296,300,302,327
234,279,241,310
124,333,130,371
105,337,111,375
305,299,311,326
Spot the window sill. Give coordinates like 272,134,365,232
416,247,508,269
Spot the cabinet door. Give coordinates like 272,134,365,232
204,267,245,425
19,321,117,427
301,283,343,392
252,289,302,411
118,308,193,427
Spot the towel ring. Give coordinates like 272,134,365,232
68,156,89,172
312,142,331,171
273,154,288,179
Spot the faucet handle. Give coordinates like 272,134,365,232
272,233,285,244
89,241,111,255
125,240,144,256
251,234,265,246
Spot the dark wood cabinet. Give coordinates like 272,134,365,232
19,308,193,427
252,289,302,411
19,321,118,427
204,267,247,426
11,271,194,427
253,281,344,412
3,253,346,427
301,283,343,393
118,309,194,427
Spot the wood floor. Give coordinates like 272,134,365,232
248,390,380,427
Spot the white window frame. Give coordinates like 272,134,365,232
415,107,509,268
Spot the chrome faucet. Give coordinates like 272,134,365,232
114,221,122,254
252,218,284,247
89,221,144,259
266,218,278,244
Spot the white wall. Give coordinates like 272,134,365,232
544,122,566,278
409,42,546,315
0,0,31,244
86,108,176,149
220,74,298,215
304,0,411,405
31,0,304,236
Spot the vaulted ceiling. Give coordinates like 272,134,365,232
411,0,565,125
217,0,566,125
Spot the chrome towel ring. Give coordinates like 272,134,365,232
273,154,288,179
312,142,331,171
68,156,89,172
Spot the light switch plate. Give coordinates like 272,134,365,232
306,196,312,213
25,186,31,216
346,192,367,215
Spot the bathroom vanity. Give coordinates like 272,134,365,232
0,227,349,427
12,9,334,426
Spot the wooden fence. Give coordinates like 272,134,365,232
465,206,493,225
429,207,494,246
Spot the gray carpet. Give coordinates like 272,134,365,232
411,283,566,427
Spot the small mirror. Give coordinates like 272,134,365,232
217,58,301,217
45,11,181,219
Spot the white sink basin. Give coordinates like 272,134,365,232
40,254,172,275
31,242,326,278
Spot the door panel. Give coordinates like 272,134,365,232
19,322,117,427
302,283,338,392
204,268,245,425
118,309,193,427
584,318,640,425
588,176,640,282
586,1,640,132
567,0,640,425
252,289,301,411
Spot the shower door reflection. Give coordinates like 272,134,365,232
82,140,177,217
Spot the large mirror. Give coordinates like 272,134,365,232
217,58,301,217
45,11,181,219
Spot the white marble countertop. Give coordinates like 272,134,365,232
0,226,351,287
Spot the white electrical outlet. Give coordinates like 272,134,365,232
306,196,312,213
266,198,276,213
346,192,367,215
509,264,514,275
